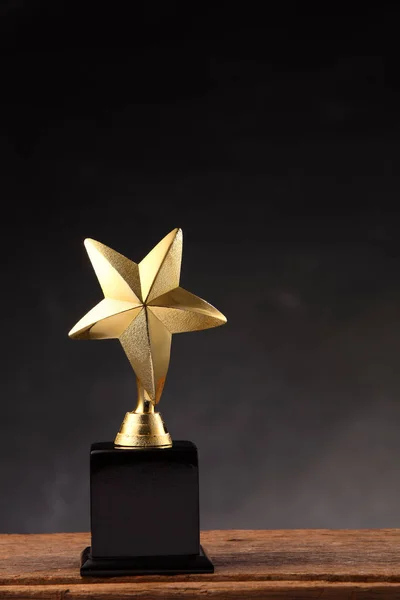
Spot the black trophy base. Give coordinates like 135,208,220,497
80,545,214,576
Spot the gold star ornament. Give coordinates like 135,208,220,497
69,228,227,448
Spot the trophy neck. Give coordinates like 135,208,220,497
135,382,155,414
114,380,172,449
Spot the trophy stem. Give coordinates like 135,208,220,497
114,381,172,448
135,382,155,414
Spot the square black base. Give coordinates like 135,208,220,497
83,440,214,577
90,441,201,558
80,545,214,576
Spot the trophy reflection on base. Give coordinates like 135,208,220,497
69,228,226,576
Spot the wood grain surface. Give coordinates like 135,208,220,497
1,529,400,598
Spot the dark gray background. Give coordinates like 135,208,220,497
2,2,400,533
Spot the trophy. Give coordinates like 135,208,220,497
69,228,226,576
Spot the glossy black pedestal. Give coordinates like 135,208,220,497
81,440,214,576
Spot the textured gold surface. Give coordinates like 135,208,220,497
114,411,172,448
69,228,227,447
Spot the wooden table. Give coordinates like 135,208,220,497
1,530,400,598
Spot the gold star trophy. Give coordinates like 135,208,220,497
69,228,226,576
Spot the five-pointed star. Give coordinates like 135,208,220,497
69,228,226,404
